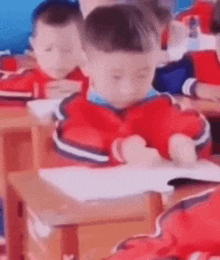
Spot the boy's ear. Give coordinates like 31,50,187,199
81,49,89,65
29,36,35,50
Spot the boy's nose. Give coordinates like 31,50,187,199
53,52,66,66
119,79,135,96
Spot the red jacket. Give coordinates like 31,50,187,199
0,66,89,106
107,187,220,260
54,93,211,165
177,1,214,34
188,50,220,85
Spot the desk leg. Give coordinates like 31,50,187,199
0,134,6,197
77,192,164,260
77,220,150,260
31,126,41,172
6,183,27,260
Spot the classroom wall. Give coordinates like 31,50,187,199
0,0,42,54
0,0,192,54
173,0,194,13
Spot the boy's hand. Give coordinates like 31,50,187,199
195,83,220,102
112,135,162,166
169,133,197,167
46,80,82,99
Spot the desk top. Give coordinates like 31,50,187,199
0,106,39,130
8,171,151,227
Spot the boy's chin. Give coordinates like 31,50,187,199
46,70,70,80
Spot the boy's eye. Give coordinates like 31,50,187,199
45,48,52,52
113,75,122,80
62,49,72,53
138,75,147,79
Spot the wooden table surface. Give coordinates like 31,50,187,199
8,171,156,227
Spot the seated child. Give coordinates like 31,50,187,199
107,185,220,260
153,0,220,102
176,0,215,35
54,4,211,167
154,34,220,102
0,0,88,105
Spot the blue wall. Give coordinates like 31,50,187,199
0,0,193,53
173,0,194,14
0,0,41,54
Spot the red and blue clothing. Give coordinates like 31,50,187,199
53,90,211,166
0,65,89,106
107,187,220,260
154,50,220,96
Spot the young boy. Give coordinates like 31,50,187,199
106,185,220,260
0,0,88,105
153,0,220,102
153,30,220,102
54,4,211,167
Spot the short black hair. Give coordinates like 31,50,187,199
32,0,83,34
212,0,220,34
83,4,160,53
138,0,171,26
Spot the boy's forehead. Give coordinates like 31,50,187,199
34,20,79,43
89,48,158,69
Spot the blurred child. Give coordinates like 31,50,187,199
0,0,88,105
54,5,211,167
79,0,171,52
154,24,220,102
177,0,216,35
107,185,220,260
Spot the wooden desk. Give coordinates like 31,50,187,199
0,115,163,260
0,107,40,197
165,155,220,209
7,171,163,260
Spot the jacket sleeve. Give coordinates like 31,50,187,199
131,95,212,160
153,54,198,96
0,69,35,100
53,95,115,165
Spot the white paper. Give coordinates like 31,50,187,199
39,160,220,202
27,99,62,121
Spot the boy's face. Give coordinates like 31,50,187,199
31,20,83,80
86,47,159,109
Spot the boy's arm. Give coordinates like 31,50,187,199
0,69,36,100
193,82,220,102
53,121,110,165
165,97,212,160
133,95,212,161
53,96,118,165
154,54,198,97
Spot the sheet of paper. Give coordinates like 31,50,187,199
39,160,220,202
27,99,62,121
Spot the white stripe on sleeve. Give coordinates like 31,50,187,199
52,131,109,163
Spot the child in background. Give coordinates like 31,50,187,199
54,4,211,167
177,0,216,35
154,22,220,102
0,0,88,105
106,186,220,260
153,0,220,103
